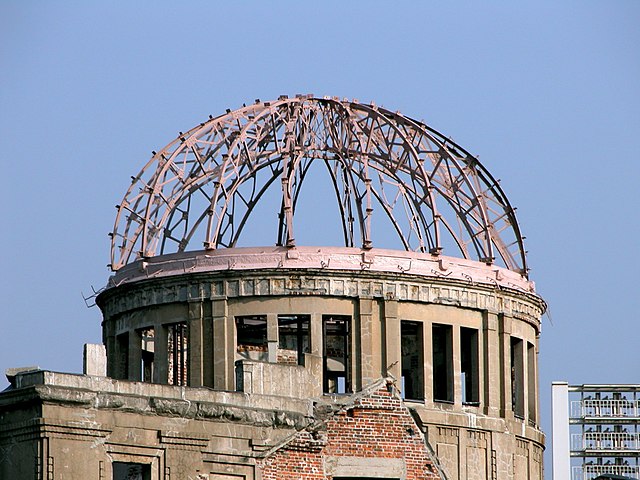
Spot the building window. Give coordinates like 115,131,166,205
323,315,351,394
116,332,129,380
235,315,268,362
278,314,310,365
401,321,424,401
139,327,154,383
112,462,151,480
432,324,453,403
460,327,479,405
511,337,525,418
168,322,188,386
527,341,536,422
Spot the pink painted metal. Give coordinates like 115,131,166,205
110,95,527,275
108,247,535,293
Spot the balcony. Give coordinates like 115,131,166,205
572,432,640,453
571,400,640,419
572,464,640,480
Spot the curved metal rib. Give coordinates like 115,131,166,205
110,96,528,276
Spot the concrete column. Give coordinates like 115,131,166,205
532,339,540,424
266,313,278,363
483,311,500,417
211,297,229,390
552,381,570,480
423,320,433,407
188,301,203,387
202,301,214,388
310,313,323,356
452,325,462,405
358,297,375,387
83,344,106,376
499,314,513,419
153,323,168,384
383,299,400,381
127,329,142,381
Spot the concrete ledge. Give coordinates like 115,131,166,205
107,246,536,293
1,370,313,429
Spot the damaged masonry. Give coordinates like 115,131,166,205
0,95,546,479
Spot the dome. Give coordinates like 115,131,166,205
110,95,527,276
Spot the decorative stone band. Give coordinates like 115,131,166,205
99,247,545,328
110,246,535,291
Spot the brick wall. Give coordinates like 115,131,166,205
260,382,442,479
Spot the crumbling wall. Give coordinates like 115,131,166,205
260,383,442,479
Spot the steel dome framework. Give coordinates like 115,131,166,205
110,95,527,275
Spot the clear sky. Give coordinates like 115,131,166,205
1,1,639,471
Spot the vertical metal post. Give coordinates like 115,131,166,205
552,381,570,480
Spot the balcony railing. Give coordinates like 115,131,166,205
572,432,640,452
572,464,640,480
571,400,640,418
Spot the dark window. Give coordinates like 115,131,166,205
140,327,154,383
460,327,479,405
511,337,524,417
112,462,151,480
432,324,453,402
527,341,536,422
116,333,129,380
401,321,424,401
323,315,351,394
236,315,268,362
168,322,188,386
278,315,310,365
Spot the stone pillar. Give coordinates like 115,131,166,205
310,313,323,356
83,344,107,376
529,338,540,425
211,297,230,390
358,297,375,387
383,298,400,381
153,323,168,384
452,325,462,405
483,311,501,417
188,301,203,387
266,313,278,363
423,320,434,407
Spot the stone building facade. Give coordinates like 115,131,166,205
0,96,546,479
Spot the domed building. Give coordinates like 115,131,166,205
0,95,546,480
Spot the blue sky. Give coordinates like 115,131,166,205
1,0,639,470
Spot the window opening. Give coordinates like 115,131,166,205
168,322,188,386
527,341,536,422
432,324,453,402
460,327,479,405
235,315,268,362
140,327,154,383
112,462,151,480
116,333,129,380
278,314,310,365
323,315,351,394
401,321,424,401
511,337,524,417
